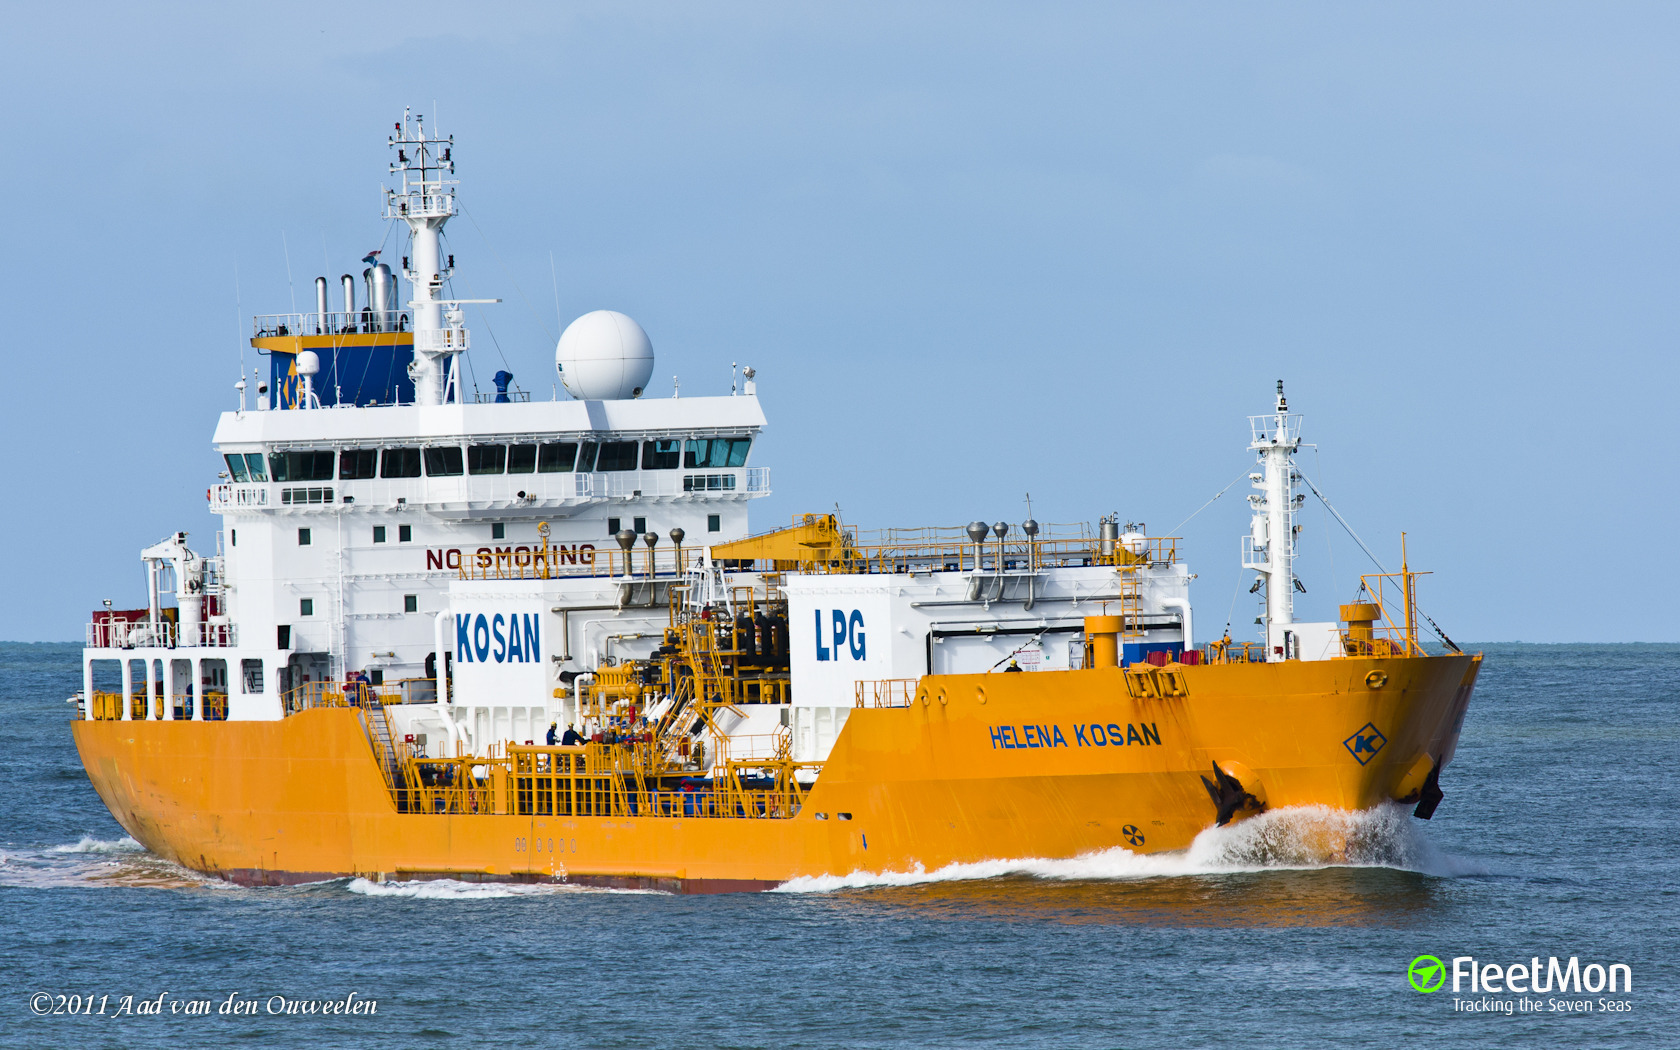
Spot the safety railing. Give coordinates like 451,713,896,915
252,312,410,338
782,535,1177,576
386,190,455,219
414,327,469,353
283,681,401,715
85,620,237,649
209,484,270,510
854,679,918,709
213,469,769,513
86,690,226,721
87,620,173,649
1202,640,1269,665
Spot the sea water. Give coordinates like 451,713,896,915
1,642,1674,1047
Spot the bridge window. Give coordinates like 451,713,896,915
340,449,378,480
575,442,599,472
269,450,335,482
243,453,268,482
537,442,576,473
468,444,506,475
381,448,421,478
508,443,537,474
424,446,464,476
596,441,639,471
642,439,681,469
224,454,249,482
684,437,751,469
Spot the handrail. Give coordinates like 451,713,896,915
854,679,917,708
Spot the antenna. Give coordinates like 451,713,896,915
281,231,297,315
550,250,562,332
233,259,245,379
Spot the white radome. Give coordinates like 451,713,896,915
295,350,321,376
554,310,655,400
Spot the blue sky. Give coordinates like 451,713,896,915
3,3,1676,642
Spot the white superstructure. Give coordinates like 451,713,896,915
80,113,771,730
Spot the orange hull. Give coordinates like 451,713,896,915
72,655,1480,891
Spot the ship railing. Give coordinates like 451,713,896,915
712,731,791,763
283,680,408,715
209,483,271,511
850,521,1095,546
765,535,1176,576
209,470,769,514
1201,641,1269,665
85,619,237,650
595,469,767,500
252,312,410,338
414,327,469,353
86,690,226,721
854,679,917,709
1249,413,1302,446
385,191,455,220
375,744,812,820
87,619,173,649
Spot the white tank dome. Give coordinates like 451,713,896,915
554,310,655,400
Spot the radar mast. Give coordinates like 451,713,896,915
1244,381,1303,642
386,109,459,406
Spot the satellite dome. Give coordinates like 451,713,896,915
295,350,321,376
554,310,654,400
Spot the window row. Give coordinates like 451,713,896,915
226,437,751,482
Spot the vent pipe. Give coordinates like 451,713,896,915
373,263,396,331
340,274,355,333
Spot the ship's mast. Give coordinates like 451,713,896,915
386,109,457,406
1245,381,1302,638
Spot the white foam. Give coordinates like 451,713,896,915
344,877,655,899
0,836,221,891
774,804,1488,892
48,835,143,855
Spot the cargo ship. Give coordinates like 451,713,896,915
69,112,1480,891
